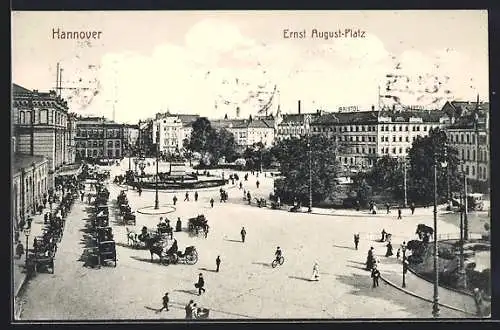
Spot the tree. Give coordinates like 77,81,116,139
209,128,238,164
365,155,404,198
407,128,461,205
188,117,213,153
273,135,341,205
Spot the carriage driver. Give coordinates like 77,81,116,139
275,247,283,262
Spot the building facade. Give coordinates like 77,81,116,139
65,113,78,164
12,154,49,229
12,84,70,187
152,113,199,154
444,102,489,182
75,117,125,161
123,124,140,153
310,109,449,170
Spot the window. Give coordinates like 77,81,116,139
466,165,469,175
392,148,396,154
362,147,365,153
416,126,420,131
405,136,409,142
466,135,470,144
462,149,465,160
115,141,120,147
399,126,402,131
399,136,402,142
93,141,98,147
40,109,48,124
350,136,353,142
99,140,103,147
473,150,476,161
356,126,359,132
472,166,475,176
385,126,389,131
355,136,359,142
393,136,396,142
361,136,365,142
108,150,113,157
26,111,32,124
381,126,384,132
405,126,408,131
362,126,365,132
381,148,384,154
385,147,389,154
115,150,120,158
461,134,464,143
108,141,113,147
424,126,427,131
472,134,475,144
356,147,359,153
467,150,470,160
93,149,98,157
350,126,354,132
393,125,396,131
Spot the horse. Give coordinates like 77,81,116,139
144,236,166,262
126,227,138,246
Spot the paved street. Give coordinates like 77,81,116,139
18,159,471,319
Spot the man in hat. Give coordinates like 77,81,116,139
196,273,206,295
158,292,169,312
185,300,194,319
371,264,380,288
311,261,320,281
354,233,360,250
241,227,247,243
215,255,221,272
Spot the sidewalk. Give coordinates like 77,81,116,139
13,199,62,318
377,248,479,317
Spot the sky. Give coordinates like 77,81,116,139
12,10,489,124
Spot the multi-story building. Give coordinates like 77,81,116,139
376,110,448,159
310,108,449,170
311,110,379,169
123,124,140,152
75,117,125,162
211,117,275,148
12,84,70,187
65,113,78,165
152,113,199,154
138,119,154,156
444,101,489,183
12,153,49,231
211,118,249,147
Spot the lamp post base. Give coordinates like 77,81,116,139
457,268,467,289
432,303,440,318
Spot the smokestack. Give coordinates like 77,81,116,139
298,100,301,115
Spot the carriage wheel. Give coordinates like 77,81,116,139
50,260,55,274
279,256,285,265
186,253,198,265
271,260,278,268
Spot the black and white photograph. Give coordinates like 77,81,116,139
11,10,491,320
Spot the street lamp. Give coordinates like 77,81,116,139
401,157,408,208
432,145,448,318
402,241,407,288
305,115,312,213
24,227,31,267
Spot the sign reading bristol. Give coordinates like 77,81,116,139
338,105,359,112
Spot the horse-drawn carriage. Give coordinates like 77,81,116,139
161,246,198,265
188,215,208,236
27,243,55,274
255,198,267,208
94,226,114,244
416,224,434,243
92,209,110,229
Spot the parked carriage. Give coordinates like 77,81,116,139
162,246,198,265
96,240,117,267
27,247,55,274
188,215,208,236
123,211,136,225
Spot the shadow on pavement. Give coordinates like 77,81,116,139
289,275,312,282
130,255,156,264
251,262,271,268
198,267,217,273
174,289,198,296
332,244,354,250
224,239,243,243
347,260,365,265
346,264,368,271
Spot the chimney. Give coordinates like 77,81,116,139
371,105,375,111
298,100,301,115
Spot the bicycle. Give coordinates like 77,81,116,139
271,256,285,268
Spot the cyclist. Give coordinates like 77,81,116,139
275,246,283,262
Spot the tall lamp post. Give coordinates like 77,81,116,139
432,151,440,318
24,227,31,267
463,166,469,241
457,184,467,289
305,115,312,213
402,241,407,288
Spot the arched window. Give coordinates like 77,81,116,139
20,111,25,124
40,109,48,124
466,134,470,143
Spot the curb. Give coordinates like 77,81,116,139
113,183,238,194
136,206,177,215
407,266,475,298
379,274,477,316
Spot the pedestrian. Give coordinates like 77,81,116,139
355,200,360,211
158,292,169,312
173,195,178,205
195,273,206,295
386,203,390,214
204,224,209,238
397,208,402,219
44,213,49,224
216,255,221,272
311,261,320,281
241,227,246,242
396,248,401,260
473,288,484,317
256,180,260,189
243,189,247,200
247,191,251,205
210,198,214,208
184,192,190,201
176,217,182,232
385,241,393,257
191,303,199,319
371,265,380,288
185,300,194,319
194,191,199,202
354,233,360,250
239,181,243,190
410,202,415,215
366,247,375,270
380,229,386,242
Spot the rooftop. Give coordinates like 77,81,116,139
313,111,379,125
13,154,47,173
